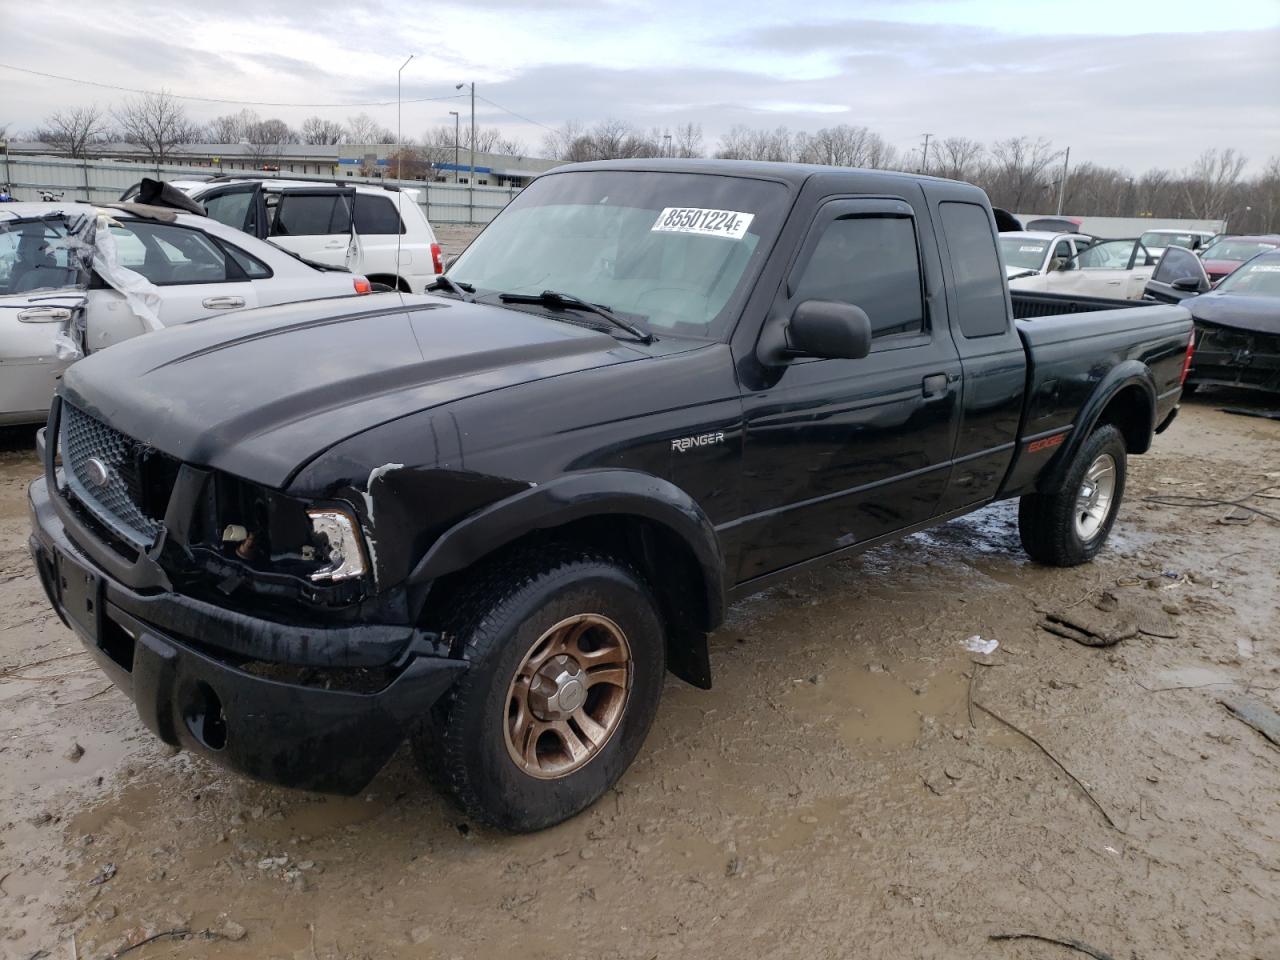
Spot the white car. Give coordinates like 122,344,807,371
1009,237,1158,301
1137,228,1216,260
144,178,444,294
1,201,371,425
999,230,1094,283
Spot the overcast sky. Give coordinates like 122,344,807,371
3,0,1278,172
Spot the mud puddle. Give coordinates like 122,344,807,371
2,401,1279,958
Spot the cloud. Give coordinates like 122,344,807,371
0,1,1276,173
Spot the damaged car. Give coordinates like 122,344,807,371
1,197,372,425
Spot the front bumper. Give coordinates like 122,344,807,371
28,475,467,794
1188,323,1280,394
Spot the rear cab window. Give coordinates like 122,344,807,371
937,202,1008,338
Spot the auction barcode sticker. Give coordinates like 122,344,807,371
652,207,754,240
1248,264,1280,273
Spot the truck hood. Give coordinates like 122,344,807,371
1188,292,1280,336
61,293,639,487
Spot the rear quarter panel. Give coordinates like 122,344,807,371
1000,304,1192,495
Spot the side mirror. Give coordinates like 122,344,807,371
787,300,873,360
1171,275,1207,293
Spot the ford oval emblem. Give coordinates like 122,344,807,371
85,457,111,488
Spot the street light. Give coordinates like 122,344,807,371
448,110,460,183
397,55,415,182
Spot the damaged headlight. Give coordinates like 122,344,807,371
306,508,369,582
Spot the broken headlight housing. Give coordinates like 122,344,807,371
180,472,374,606
305,508,368,582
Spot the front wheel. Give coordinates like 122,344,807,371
413,547,666,832
1018,424,1128,567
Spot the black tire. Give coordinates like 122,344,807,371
413,546,666,832
1018,424,1127,567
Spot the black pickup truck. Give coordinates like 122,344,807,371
28,160,1194,831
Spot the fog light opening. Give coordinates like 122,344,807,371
185,681,228,751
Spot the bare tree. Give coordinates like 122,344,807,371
300,116,346,145
985,136,1059,211
33,105,108,158
112,92,201,164
929,137,985,182
542,119,658,161
345,113,395,145
1183,148,1248,219
243,118,298,166
672,122,703,158
716,125,796,162
386,145,432,180
541,120,585,160
206,109,258,143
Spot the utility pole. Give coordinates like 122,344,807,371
397,55,414,182
449,110,460,183
456,81,476,222
1056,146,1070,216
920,133,932,175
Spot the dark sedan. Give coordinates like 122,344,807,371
1186,249,1280,394
1199,235,1280,285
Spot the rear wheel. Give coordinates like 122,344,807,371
1018,424,1127,567
413,547,665,831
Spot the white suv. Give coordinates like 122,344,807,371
132,178,444,294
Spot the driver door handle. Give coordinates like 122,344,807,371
922,373,949,398
202,296,245,309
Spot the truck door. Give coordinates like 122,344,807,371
267,187,358,270
931,197,1028,512
733,195,962,583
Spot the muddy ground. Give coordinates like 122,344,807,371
1,394,1277,960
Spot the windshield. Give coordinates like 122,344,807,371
448,170,790,338
1213,254,1280,297
999,237,1049,270
1139,231,1197,250
0,213,95,298
1201,239,1278,262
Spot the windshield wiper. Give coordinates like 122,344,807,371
497,289,653,344
426,275,475,301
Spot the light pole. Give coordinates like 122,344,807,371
455,82,475,222
1055,146,1071,216
448,110,460,183
663,133,672,158
397,55,414,182
920,133,931,175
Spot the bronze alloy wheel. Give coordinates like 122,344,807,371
504,613,633,779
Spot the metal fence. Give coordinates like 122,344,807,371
0,154,520,225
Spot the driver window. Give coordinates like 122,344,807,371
792,215,924,339
1052,240,1072,267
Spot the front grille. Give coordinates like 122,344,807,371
60,403,177,549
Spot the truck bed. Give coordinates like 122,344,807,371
1011,289,1159,320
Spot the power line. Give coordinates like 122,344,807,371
0,62,468,109
475,94,558,133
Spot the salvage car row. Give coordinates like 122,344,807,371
1,177,443,424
